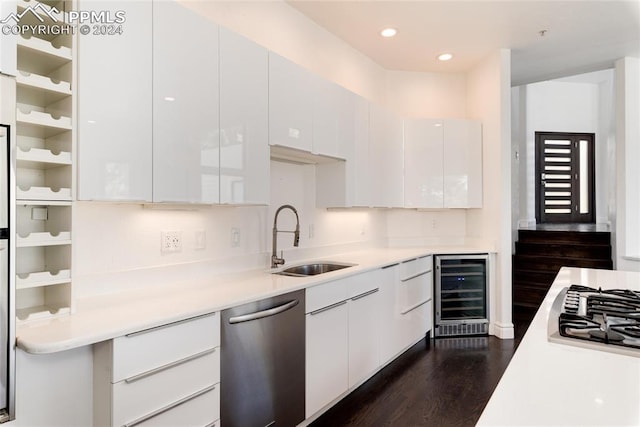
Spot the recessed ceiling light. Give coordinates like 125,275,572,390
437,53,453,61
380,28,397,38
164,96,176,102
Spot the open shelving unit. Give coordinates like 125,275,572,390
14,0,75,321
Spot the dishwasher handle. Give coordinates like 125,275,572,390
228,299,299,324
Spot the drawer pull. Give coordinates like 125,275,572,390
123,384,216,427
401,298,430,315
125,312,215,338
309,300,347,316
350,288,379,301
400,270,430,282
204,423,217,427
124,348,216,384
381,263,399,269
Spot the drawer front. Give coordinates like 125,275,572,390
347,270,379,298
113,313,219,382
113,348,220,427
399,255,432,281
306,278,347,313
122,383,220,427
399,270,432,314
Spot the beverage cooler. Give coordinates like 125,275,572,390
434,254,489,337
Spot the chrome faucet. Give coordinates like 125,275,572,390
272,204,300,268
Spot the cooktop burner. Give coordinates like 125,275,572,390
548,285,640,358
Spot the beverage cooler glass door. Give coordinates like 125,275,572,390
435,254,489,325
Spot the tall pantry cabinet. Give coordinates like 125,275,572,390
13,0,75,320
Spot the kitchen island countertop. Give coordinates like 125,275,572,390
477,267,640,427
16,245,490,354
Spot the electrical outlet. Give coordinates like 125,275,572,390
308,223,314,239
161,231,182,254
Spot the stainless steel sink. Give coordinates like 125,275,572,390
274,262,355,277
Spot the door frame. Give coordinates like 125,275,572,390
535,131,596,224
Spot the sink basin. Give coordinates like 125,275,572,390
274,262,355,277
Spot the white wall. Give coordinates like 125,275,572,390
385,70,467,118
615,57,640,272
466,49,513,339
515,70,614,226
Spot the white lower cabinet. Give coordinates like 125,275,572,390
305,279,349,418
305,270,381,418
380,257,433,365
347,271,381,388
93,313,221,427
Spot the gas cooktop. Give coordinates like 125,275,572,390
548,284,640,358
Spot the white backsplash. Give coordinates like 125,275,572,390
73,161,470,298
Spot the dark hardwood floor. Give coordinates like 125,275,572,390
310,323,528,427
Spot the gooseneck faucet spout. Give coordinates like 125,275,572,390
272,204,300,268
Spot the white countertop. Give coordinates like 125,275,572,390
17,246,489,354
477,267,640,427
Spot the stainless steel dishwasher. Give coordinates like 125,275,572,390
221,289,305,427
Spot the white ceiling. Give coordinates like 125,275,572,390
287,0,640,86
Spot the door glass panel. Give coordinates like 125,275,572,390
545,208,572,213
580,139,589,214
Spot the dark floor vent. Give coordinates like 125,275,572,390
436,322,488,337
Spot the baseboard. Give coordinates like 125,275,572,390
489,321,515,339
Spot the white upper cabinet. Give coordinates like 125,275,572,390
369,103,404,208
0,0,16,76
268,52,314,152
351,95,371,207
219,28,269,205
316,94,370,208
313,78,350,159
152,1,219,203
403,118,482,208
404,119,444,208
78,0,152,201
443,119,482,208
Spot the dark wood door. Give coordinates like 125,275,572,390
535,132,595,223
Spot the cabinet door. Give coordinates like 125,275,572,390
313,78,347,159
0,0,16,76
315,90,363,208
369,104,403,207
351,94,371,207
77,0,152,201
219,28,269,205
306,302,348,418
443,119,482,208
153,1,219,203
348,286,380,388
378,265,404,364
404,119,444,208
268,52,314,152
